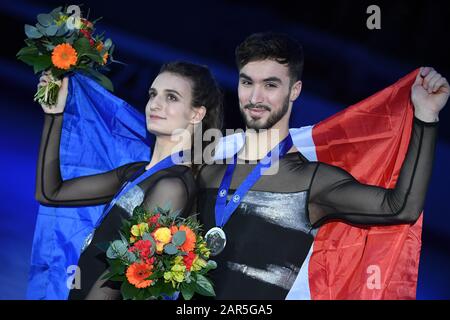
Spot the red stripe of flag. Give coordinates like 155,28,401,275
309,69,422,299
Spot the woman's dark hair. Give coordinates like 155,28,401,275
235,32,304,83
158,61,224,174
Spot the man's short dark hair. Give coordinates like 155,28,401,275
235,32,304,83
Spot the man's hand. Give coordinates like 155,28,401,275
412,67,449,122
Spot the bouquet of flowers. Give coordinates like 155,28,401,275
16,5,118,107
102,205,217,300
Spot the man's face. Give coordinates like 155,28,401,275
238,59,298,131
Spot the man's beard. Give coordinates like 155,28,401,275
240,94,290,131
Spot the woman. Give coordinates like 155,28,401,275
35,61,223,299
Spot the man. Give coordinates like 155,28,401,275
197,32,449,299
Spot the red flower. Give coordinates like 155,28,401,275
147,214,161,227
79,29,95,47
183,252,197,271
81,18,94,30
129,240,154,264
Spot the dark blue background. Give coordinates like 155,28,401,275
0,0,449,299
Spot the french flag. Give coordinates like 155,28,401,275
215,69,421,299
27,70,421,299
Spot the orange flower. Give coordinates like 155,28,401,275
170,226,178,234
126,262,154,289
96,41,104,52
172,225,196,253
51,43,78,70
102,52,109,65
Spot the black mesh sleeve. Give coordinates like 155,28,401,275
35,113,145,206
84,176,190,300
309,116,438,227
141,176,189,216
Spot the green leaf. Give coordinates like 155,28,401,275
106,240,128,259
37,13,53,27
180,284,195,300
148,285,161,298
206,260,217,270
50,6,63,18
45,24,59,37
169,209,182,219
125,251,137,263
120,218,132,235
159,282,177,297
135,288,148,300
162,201,172,212
65,30,77,42
16,46,39,58
77,67,114,92
24,25,42,39
50,37,66,46
92,72,114,92
164,244,178,255
104,38,112,50
146,270,163,281
106,246,118,259
121,281,140,300
198,260,217,275
18,54,52,74
193,274,215,297
36,24,48,36
42,42,55,51
162,258,172,269
118,231,128,244
100,266,125,281
109,274,126,282
83,52,103,65
24,38,36,47
109,44,115,56
50,67,66,79
33,55,52,74
133,205,146,217
141,232,153,242
121,216,132,226
73,37,92,55
172,231,186,246
56,24,68,37
100,271,115,280
109,259,126,275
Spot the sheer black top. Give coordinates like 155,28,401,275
35,113,197,299
197,117,438,299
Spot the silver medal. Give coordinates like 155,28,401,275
205,227,227,256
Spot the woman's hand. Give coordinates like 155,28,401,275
38,71,69,114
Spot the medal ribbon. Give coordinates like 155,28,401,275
94,151,185,228
214,135,293,228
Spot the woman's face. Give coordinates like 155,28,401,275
145,72,198,137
